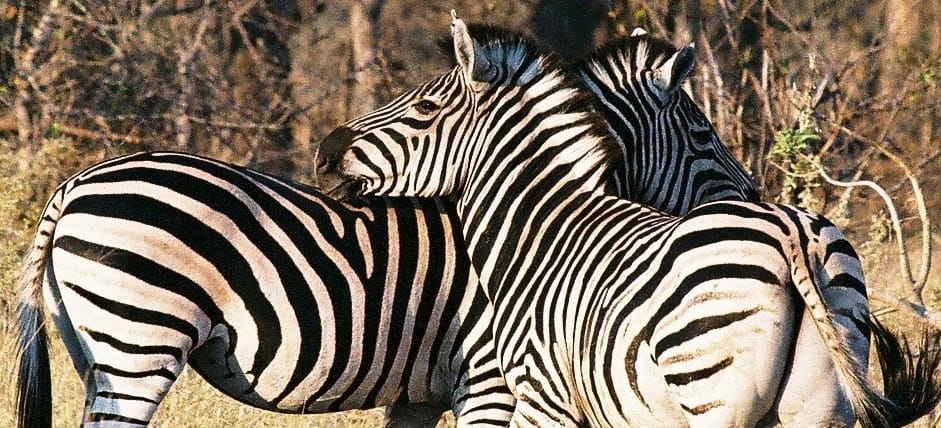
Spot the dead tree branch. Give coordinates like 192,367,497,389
816,125,935,325
348,0,385,118
13,0,63,145
174,2,213,149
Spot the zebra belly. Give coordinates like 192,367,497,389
184,314,459,414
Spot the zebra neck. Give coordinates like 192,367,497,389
453,137,612,297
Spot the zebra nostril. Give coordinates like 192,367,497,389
315,151,329,170
317,127,357,173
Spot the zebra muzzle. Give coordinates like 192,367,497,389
315,126,366,201
315,126,356,175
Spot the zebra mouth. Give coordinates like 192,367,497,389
318,173,366,202
316,126,372,202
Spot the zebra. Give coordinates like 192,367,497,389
9,16,872,424
15,151,514,427
13,25,767,428
316,12,941,426
572,27,759,215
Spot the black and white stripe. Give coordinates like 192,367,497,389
317,14,941,427
15,151,512,427
574,28,759,215
14,27,764,427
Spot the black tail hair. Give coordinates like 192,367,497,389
16,299,52,428
869,315,941,427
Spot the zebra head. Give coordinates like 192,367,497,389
575,30,759,214
317,12,613,203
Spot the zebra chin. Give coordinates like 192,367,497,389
318,174,366,202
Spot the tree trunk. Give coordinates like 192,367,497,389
348,0,385,118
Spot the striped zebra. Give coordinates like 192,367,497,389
316,12,941,426
9,25,772,426
15,151,513,427
573,27,759,214
13,26,764,428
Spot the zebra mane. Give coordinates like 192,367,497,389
577,32,681,76
449,23,619,169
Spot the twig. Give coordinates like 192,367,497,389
817,166,915,291
231,0,265,66
0,111,145,144
140,0,219,21
174,1,213,149
870,288,941,330
825,123,932,296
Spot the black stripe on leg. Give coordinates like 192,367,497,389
83,328,184,363
95,391,160,405
92,363,177,381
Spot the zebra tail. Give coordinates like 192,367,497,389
795,263,941,425
15,188,63,428
867,315,941,427
789,241,895,426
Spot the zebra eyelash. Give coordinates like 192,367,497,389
414,98,441,115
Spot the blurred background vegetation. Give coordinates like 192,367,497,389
0,0,939,426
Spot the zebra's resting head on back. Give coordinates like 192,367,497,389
317,11,618,205
572,29,760,214
317,16,758,217
318,11,941,427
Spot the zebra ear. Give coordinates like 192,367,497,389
654,43,696,99
450,10,493,85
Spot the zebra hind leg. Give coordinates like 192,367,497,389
770,307,856,427
659,281,797,427
78,342,185,427
52,287,188,426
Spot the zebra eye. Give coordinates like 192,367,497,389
414,99,440,115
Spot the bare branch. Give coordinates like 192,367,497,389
818,166,918,301
0,110,144,144
824,123,933,296
13,0,64,145
870,288,941,330
347,0,386,117
174,2,213,149
230,1,265,66
140,0,219,21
